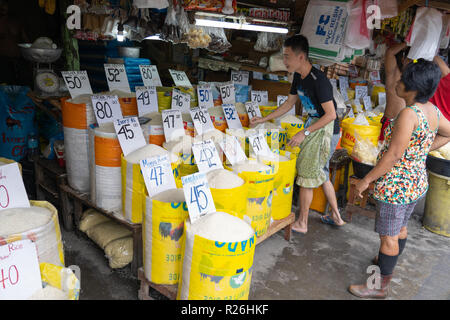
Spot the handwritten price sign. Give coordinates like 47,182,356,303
91,95,123,125
61,71,93,98
181,172,216,224
113,117,147,156
104,64,131,93
192,139,223,173
140,154,176,198
0,163,29,211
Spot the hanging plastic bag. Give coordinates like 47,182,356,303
206,27,231,53
374,0,398,19
440,14,450,49
344,0,372,50
133,0,169,9
268,50,288,72
406,7,443,61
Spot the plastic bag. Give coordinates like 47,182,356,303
439,14,450,49
104,237,133,269
353,113,370,126
351,133,379,165
0,86,36,161
268,50,287,72
205,27,231,53
184,26,212,49
406,7,443,61
182,0,236,13
344,0,371,50
160,2,182,43
39,263,80,300
375,0,398,19
254,32,284,53
133,0,169,9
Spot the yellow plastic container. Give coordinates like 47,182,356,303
341,117,381,155
423,171,450,237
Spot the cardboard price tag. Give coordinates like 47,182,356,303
0,240,42,300
169,69,192,87
363,96,373,111
91,95,123,125
171,89,191,113
136,86,158,116
248,132,273,157
355,86,368,101
113,117,147,156
277,95,288,107
61,71,93,98
139,65,162,87
251,90,269,106
219,135,247,166
104,64,131,92
0,163,30,211
222,104,242,129
140,154,176,198
197,84,214,109
219,83,236,105
245,102,262,120
162,109,185,142
181,172,216,224
231,70,249,85
192,139,223,173
190,107,214,136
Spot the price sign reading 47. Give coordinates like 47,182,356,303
181,172,216,224
61,71,93,98
162,109,185,142
140,154,176,198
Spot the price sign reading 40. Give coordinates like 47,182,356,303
139,65,162,87
140,154,176,198
181,172,216,224
192,139,223,173
91,95,123,125
0,163,29,211
136,86,158,116
0,240,42,300
113,117,147,157
61,71,93,98
104,64,131,93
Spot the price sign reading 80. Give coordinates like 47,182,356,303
91,95,123,125
139,65,162,87
181,172,216,224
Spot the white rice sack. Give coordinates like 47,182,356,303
29,285,68,300
280,115,303,125
104,90,135,98
188,212,254,242
152,188,186,203
258,154,289,162
254,122,280,130
231,161,271,174
206,169,244,189
0,206,51,236
125,144,178,164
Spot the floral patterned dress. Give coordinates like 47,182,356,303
374,105,441,205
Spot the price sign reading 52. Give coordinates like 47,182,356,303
104,64,131,93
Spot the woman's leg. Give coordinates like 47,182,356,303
322,180,346,225
292,187,313,233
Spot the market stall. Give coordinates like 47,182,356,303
0,0,449,301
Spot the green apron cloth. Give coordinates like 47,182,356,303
295,118,333,188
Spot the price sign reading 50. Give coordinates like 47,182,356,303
197,84,213,109
181,172,216,224
61,71,93,98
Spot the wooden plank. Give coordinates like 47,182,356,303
417,0,450,11
398,0,421,13
256,212,295,245
138,268,177,300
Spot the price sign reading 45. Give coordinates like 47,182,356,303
0,163,30,211
162,109,185,142
245,102,262,120
139,65,162,87
91,95,123,125
222,104,242,129
0,240,42,300
220,83,236,105
169,69,192,87
104,64,131,93
181,172,216,224
251,90,269,106
136,86,158,116
231,70,249,86
192,139,223,173
140,154,176,198
113,117,147,157
197,84,213,109
171,89,191,113
190,107,214,136
61,71,93,98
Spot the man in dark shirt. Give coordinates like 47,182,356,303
251,34,345,233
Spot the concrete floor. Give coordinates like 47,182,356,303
62,203,450,300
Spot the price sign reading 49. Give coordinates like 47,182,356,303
140,154,176,198
113,117,147,156
104,64,131,93
91,95,123,125
61,71,93,98
136,86,158,116
181,172,216,224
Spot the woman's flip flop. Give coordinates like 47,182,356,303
321,215,345,227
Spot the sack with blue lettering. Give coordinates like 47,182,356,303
0,85,36,161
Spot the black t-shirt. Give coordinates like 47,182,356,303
289,67,340,134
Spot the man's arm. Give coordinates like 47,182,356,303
249,94,298,126
433,56,450,78
385,42,407,75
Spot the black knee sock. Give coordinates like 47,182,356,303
398,238,407,256
378,252,398,276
